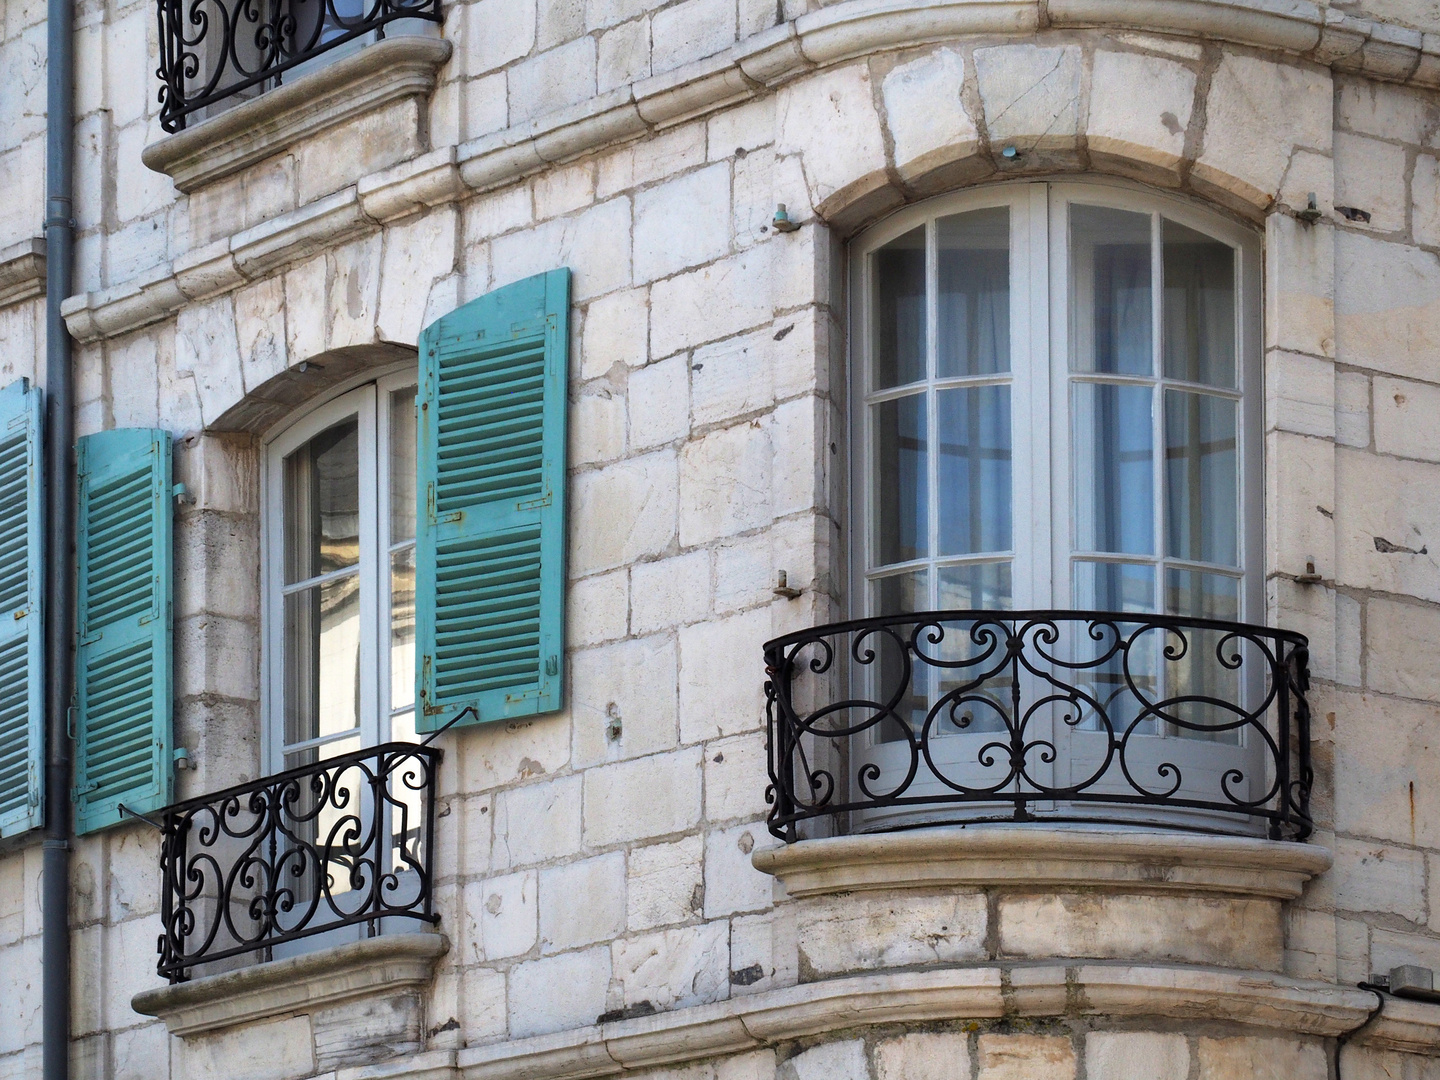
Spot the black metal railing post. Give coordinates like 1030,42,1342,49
762,611,1314,843
154,740,442,983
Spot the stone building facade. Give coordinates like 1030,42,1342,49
2,0,1440,1078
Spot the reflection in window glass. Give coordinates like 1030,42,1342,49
390,547,416,713
938,208,1010,377
873,394,927,565
872,227,927,389
937,563,1011,610
1163,219,1235,387
871,571,928,739
1164,569,1242,742
937,386,1011,556
283,418,360,584
390,389,417,544
1073,383,1154,555
283,574,361,747
1071,205,1152,376
1164,391,1237,566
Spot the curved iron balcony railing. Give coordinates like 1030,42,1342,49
156,0,443,132
155,740,441,983
763,611,1313,843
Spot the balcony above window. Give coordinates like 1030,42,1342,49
763,610,1313,843
155,0,443,134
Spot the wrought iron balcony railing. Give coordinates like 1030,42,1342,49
156,0,443,132
763,611,1313,843
155,740,441,982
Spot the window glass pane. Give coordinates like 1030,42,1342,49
1163,570,1241,743
937,208,1009,377
284,417,360,584
1073,383,1154,555
1164,390,1238,566
1073,560,1155,611
390,387,418,545
937,562,1011,609
1072,561,1157,735
283,573,361,747
873,393,928,566
1163,219,1235,387
871,571,927,741
1071,205,1152,375
871,226,927,389
937,386,1011,555
390,545,416,712
1164,568,1239,620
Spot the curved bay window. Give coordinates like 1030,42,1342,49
830,180,1277,834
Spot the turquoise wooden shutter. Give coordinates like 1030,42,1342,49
74,428,173,834
416,268,570,731
0,380,43,838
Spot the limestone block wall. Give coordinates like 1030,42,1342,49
0,3,1438,1079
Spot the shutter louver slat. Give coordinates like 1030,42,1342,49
74,428,173,835
417,269,569,731
0,379,43,839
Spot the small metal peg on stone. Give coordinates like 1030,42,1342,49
773,570,802,599
772,204,801,233
1296,560,1322,584
1297,192,1322,225
1001,145,1020,160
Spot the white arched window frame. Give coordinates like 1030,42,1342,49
260,367,419,776
848,179,1264,825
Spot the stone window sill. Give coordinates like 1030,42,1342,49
0,239,45,307
141,35,452,194
131,930,449,1037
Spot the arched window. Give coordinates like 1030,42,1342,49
261,369,419,775
849,180,1262,827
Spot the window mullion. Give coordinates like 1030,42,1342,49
1151,210,1165,612
926,216,940,613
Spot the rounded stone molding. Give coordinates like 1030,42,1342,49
751,825,1333,899
753,826,1332,974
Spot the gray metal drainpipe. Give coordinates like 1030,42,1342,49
42,0,75,1066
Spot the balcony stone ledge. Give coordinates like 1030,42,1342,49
141,35,453,193
752,824,1331,899
131,930,450,1039
753,826,1331,974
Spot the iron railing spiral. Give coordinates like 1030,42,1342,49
763,611,1312,843
155,0,442,132
155,740,441,982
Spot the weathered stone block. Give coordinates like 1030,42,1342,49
467,0,536,76
582,287,649,378
704,823,777,917
507,946,611,1038
1266,350,1334,437
880,48,980,187
651,0,735,73
977,1034,1075,1080
634,162,733,282
780,1040,869,1080
1084,1032,1188,1080
631,550,712,635
692,329,773,427
570,450,679,574
1332,837,1427,921
975,45,1081,147
629,355,691,450
571,385,626,466
627,835,704,930
583,747,704,846
463,870,537,961
678,607,770,744
611,919,730,1010
492,773,583,869
572,634,680,766
172,1016,314,1080
491,196,631,304
1335,370,1371,448
507,36,597,124
1366,595,1440,700
874,1032,971,1080
1335,449,1440,603
678,422,772,546
650,246,771,358
598,17,651,93
796,890,986,977
704,729,770,823
1334,132,1408,233
776,64,887,208
1088,50,1193,174
1336,231,1440,381
540,852,627,952
456,710,571,792
1195,1036,1327,1080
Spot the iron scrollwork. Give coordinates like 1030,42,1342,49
763,611,1313,843
156,740,442,983
155,0,443,132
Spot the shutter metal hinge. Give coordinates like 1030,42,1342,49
173,483,195,506
28,764,39,807
74,780,99,796
517,495,551,511
12,606,27,620
79,630,102,645
545,655,558,676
